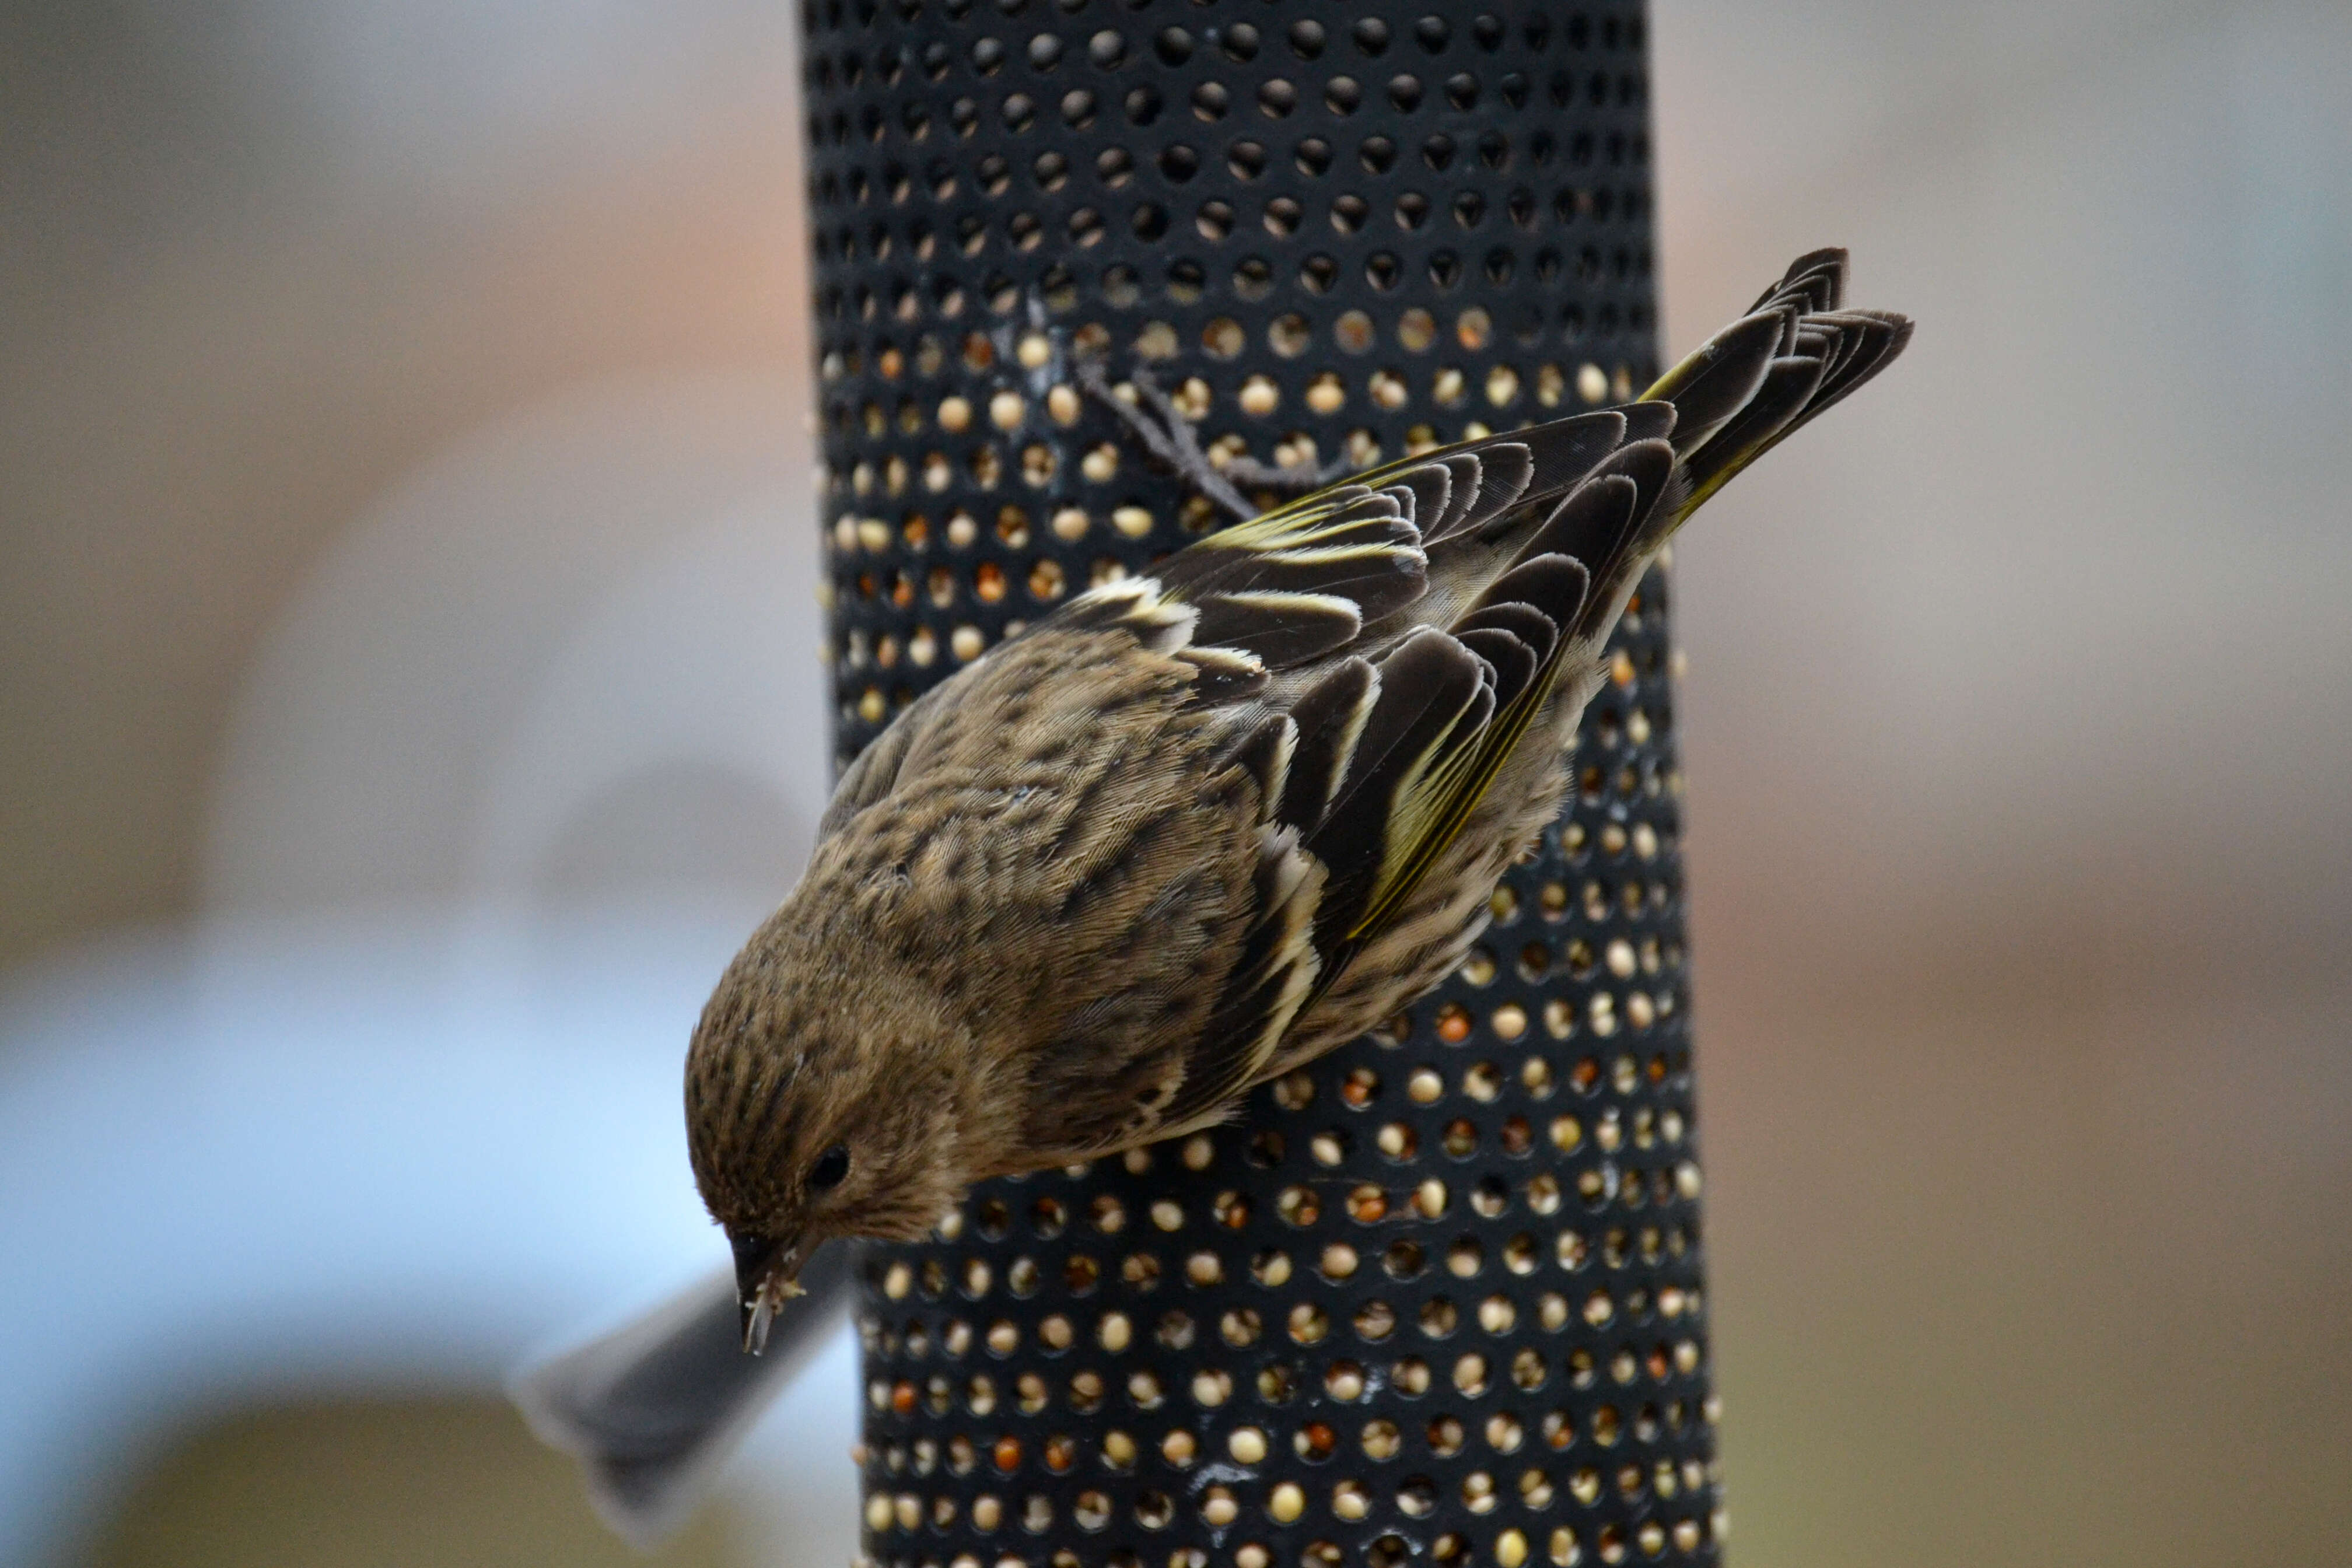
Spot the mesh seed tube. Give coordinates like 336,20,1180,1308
800,2,1717,1563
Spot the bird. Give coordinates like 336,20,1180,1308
692,247,1912,1352
516,248,1910,1541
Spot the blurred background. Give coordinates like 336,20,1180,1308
3,0,2348,1564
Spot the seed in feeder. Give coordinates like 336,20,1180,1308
1129,1363,1166,1420
1289,1302,1331,1343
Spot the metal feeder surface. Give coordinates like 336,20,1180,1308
799,1,1714,1563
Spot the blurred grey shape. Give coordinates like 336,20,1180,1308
514,1251,855,1550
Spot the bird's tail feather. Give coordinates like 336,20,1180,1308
1642,247,1913,524
510,1243,858,1548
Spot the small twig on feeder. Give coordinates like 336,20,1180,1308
1075,361,1350,522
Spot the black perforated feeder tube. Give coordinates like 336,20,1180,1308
800,3,1715,1566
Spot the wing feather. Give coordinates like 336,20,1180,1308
1279,657,1380,835
1190,590,1365,669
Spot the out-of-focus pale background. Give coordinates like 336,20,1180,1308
2,1,2347,1564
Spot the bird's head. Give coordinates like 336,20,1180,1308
682,907,981,1352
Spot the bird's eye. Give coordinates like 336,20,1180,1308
810,1144,852,1191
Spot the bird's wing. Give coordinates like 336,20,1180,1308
1065,251,1910,1128
1035,418,1648,1139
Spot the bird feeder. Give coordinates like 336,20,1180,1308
803,2,1717,1563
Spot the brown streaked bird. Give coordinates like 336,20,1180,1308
690,248,1912,1356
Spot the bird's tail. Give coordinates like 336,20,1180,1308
510,1244,857,1547
1640,247,1913,526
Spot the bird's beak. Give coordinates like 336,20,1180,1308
732,1232,806,1355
